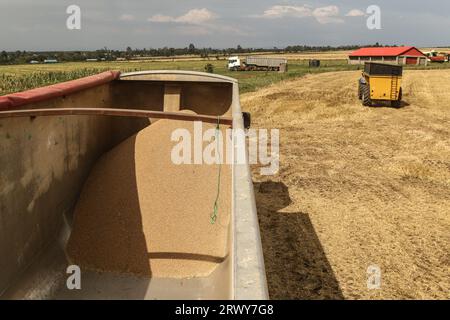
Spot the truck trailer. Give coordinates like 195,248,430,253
0,70,268,300
424,51,449,63
228,56,287,72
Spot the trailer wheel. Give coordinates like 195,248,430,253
362,84,372,107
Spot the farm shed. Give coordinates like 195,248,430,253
348,47,427,66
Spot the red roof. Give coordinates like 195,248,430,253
0,71,120,110
349,46,425,57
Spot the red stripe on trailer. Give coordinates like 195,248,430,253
0,71,121,110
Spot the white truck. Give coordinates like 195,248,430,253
228,56,288,72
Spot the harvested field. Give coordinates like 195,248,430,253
260,51,352,60
242,69,450,300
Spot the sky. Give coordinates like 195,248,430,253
1,0,450,51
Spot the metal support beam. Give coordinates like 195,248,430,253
0,107,233,126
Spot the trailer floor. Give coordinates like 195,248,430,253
2,241,230,300
242,70,450,300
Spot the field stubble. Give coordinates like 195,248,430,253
242,70,450,299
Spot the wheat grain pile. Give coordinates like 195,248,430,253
242,70,450,299
67,119,231,278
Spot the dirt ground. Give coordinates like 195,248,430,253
241,70,450,300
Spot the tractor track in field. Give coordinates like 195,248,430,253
242,70,450,300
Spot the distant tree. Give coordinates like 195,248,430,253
125,46,133,59
188,43,196,54
0,51,8,64
0,44,379,65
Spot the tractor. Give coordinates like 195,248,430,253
358,62,403,108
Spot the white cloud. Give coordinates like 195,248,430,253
313,6,344,24
176,8,217,24
261,5,312,19
346,9,366,17
119,14,135,22
148,8,246,37
148,8,217,25
257,5,343,24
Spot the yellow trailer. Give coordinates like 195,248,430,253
358,62,403,108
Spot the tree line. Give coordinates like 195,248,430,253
0,43,394,65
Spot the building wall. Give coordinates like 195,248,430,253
348,56,399,65
348,55,427,66
403,48,426,57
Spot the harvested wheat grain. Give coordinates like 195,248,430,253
67,118,231,278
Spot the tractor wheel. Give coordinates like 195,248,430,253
362,84,372,106
358,83,363,100
391,88,403,108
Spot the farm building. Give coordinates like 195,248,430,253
348,46,428,65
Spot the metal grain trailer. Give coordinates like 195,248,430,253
228,56,287,72
0,70,268,300
358,62,403,108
